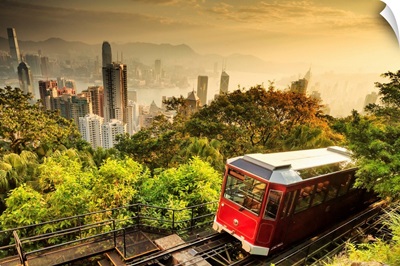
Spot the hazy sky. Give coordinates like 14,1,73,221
1,0,399,73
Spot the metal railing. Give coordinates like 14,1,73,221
0,201,218,263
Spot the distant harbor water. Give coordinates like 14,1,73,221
74,71,277,107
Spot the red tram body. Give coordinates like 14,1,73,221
213,146,372,256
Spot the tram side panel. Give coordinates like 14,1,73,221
271,169,368,252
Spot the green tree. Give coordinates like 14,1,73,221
185,85,336,157
0,149,148,230
0,87,81,155
0,151,38,212
141,157,221,208
178,137,225,171
345,71,400,200
116,115,184,169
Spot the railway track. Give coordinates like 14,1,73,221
126,232,243,266
121,201,389,266
236,200,388,266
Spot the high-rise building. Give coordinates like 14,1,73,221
87,86,104,117
102,41,112,67
7,28,21,71
102,63,128,123
17,62,34,97
154,59,161,82
38,80,58,109
25,54,42,76
363,92,379,110
101,119,126,149
290,79,308,94
40,56,49,77
185,90,201,116
291,69,311,94
126,100,139,135
197,75,208,106
79,114,103,149
219,71,229,94
51,93,92,125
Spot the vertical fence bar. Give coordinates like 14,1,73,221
123,228,127,258
172,210,175,233
191,207,195,231
113,220,116,248
136,204,141,230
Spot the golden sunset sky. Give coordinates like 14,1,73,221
1,0,399,73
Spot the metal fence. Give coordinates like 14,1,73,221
0,201,218,265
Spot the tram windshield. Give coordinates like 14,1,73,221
223,170,267,215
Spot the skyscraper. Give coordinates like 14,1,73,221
154,59,161,82
102,63,128,123
25,54,42,76
197,75,208,106
87,86,104,117
102,41,112,67
17,62,34,97
219,71,229,94
79,114,104,149
7,28,21,71
38,80,58,109
102,119,126,149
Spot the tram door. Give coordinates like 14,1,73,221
257,187,286,249
261,187,295,251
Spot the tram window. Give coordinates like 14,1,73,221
281,191,294,219
223,173,266,215
338,174,352,196
325,183,339,201
264,190,283,220
294,185,314,213
311,182,328,207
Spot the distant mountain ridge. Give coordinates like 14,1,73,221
0,36,294,73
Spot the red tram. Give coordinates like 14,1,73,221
213,146,373,256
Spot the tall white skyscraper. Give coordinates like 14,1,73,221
101,119,126,149
79,114,104,149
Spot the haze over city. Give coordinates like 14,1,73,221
1,0,400,117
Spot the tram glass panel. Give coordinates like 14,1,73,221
264,190,283,220
224,173,266,215
294,185,315,213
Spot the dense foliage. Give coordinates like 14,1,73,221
117,84,341,171
0,87,81,155
326,205,400,265
345,71,400,200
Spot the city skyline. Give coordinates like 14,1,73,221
0,0,399,74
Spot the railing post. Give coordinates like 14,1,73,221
137,204,141,230
191,207,195,231
113,220,116,248
172,210,175,233
123,228,127,258
13,231,26,266
78,216,82,239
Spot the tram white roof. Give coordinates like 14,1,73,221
227,146,352,185
242,146,351,171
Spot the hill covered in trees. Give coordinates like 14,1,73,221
1,71,400,264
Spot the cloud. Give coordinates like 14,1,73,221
205,0,382,34
0,0,203,43
129,0,202,6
